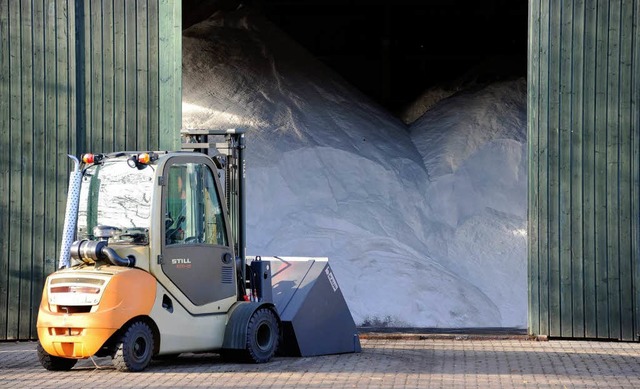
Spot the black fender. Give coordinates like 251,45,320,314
222,301,279,350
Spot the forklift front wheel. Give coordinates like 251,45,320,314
245,308,279,363
37,342,78,371
112,321,155,372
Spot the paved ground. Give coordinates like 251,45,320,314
1,334,639,388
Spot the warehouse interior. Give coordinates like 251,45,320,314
181,0,528,116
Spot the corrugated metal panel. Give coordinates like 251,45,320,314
0,0,181,340
528,0,640,341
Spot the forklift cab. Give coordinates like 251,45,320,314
160,155,236,307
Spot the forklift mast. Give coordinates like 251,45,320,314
181,128,247,287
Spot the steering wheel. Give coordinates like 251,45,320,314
166,215,185,242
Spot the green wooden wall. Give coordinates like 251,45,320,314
77,0,181,152
528,0,640,341
0,0,181,340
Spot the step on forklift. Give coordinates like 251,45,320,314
36,129,361,372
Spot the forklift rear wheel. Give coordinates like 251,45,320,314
112,321,155,372
245,308,279,363
36,342,78,371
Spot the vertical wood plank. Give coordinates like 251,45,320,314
42,0,57,287
633,0,640,343
158,0,180,150
594,0,610,339
570,0,586,338
0,0,11,339
89,0,103,151
605,0,622,341
582,0,598,339
79,0,91,154
537,0,551,336
18,0,35,339
70,0,83,159
617,0,634,341
6,0,23,340
81,0,91,152
173,0,181,149
148,0,159,150
137,0,149,150
113,0,126,151
4,0,23,340
527,0,541,336
101,0,114,151
57,0,74,272
125,0,137,150
67,0,77,158
30,0,46,338
559,0,574,338
547,0,562,337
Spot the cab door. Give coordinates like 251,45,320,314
161,156,236,308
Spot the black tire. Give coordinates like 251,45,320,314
112,321,155,372
36,342,77,371
243,308,279,363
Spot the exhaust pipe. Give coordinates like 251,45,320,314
57,155,82,269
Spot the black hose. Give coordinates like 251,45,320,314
101,246,136,267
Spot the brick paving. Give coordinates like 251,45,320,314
1,336,639,388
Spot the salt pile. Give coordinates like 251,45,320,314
410,80,528,327
182,8,527,327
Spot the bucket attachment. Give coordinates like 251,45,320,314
248,256,361,357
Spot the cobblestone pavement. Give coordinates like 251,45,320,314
1,336,639,388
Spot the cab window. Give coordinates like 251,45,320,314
165,162,227,246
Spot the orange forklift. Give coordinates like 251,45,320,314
37,129,360,371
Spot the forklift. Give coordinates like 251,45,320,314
36,129,360,372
